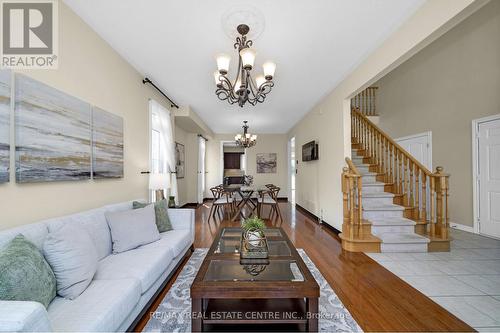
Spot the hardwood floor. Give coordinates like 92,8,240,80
135,202,474,332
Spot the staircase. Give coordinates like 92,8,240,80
351,149,430,252
339,108,450,253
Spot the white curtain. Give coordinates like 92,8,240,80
152,100,179,205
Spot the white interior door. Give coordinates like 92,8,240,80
197,136,206,204
478,119,500,238
288,137,296,204
395,131,432,170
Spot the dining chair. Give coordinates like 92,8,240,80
208,186,234,222
257,186,283,222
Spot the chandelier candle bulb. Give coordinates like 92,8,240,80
240,48,256,70
216,54,230,74
213,71,222,87
263,61,276,80
255,75,266,89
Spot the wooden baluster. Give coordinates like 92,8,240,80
409,160,415,209
404,155,410,206
398,151,403,195
349,175,355,237
429,176,436,237
357,175,363,236
421,173,427,223
389,143,394,184
384,138,389,182
415,167,420,221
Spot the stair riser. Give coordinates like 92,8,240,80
364,210,403,220
361,175,377,183
381,243,428,253
356,166,370,173
362,185,385,193
362,197,394,206
372,225,415,234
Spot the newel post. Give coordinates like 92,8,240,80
432,166,450,240
341,167,352,238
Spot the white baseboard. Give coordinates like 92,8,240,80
450,222,474,233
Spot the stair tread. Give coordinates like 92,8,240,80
363,192,394,198
370,217,416,226
363,204,405,211
362,181,385,186
377,233,430,244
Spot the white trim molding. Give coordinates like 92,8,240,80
450,222,474,234
471,113,500,235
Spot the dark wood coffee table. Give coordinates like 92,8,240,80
190,227,320,332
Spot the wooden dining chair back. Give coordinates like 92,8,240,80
257,186,283,222
207,186,234,222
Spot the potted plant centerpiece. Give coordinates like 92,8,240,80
240,217,268,259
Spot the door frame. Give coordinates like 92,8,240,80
219,141,246,186
395,131,433,170
472,113,500,235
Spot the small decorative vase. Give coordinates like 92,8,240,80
168,196,176,208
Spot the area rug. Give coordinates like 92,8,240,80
143,249,362,332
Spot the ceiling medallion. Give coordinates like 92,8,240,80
235,121,257,148
214,24,276,107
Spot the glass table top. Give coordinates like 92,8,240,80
214,228,289,255
204,260,304,282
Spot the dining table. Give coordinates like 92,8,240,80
223,184,269,221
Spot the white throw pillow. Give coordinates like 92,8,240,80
105,204,160,254
43,224,98,300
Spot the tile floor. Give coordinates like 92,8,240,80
366,229,500,332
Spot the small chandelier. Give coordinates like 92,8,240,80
235,121,257,148
214,24,276,107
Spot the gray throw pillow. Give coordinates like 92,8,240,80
0,235,56,308
105,204,160,253
43,224,98,300
133,200,173,232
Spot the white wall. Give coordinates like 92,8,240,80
0,2,172,230
287,0,486,230
173,125,199,206
205,134,288,198
374,0,500,227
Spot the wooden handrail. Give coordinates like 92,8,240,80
345,157,361,176
353,109,432,176
350,107,450,241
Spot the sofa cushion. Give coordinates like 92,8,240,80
106,205,160,254
43,224,98,300
0,235,56,308
44,207,112,261
94,246,173,294
133,200,173,232
0,223,48,251
48,279,141,332
140,229,192,258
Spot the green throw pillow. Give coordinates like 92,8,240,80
133,200,173,232
0,235,56,308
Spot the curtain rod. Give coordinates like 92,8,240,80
142,77,179,109
198,134,208,141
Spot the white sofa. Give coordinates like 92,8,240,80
0,200,195,332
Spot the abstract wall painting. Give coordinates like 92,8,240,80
92,107,124,179
15,74,92,183
0,70,10,183
256,153,277,174
175,142,185,179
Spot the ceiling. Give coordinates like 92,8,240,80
64,0,424,134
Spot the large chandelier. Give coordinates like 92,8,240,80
214,24,276,107
235,121,257,148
